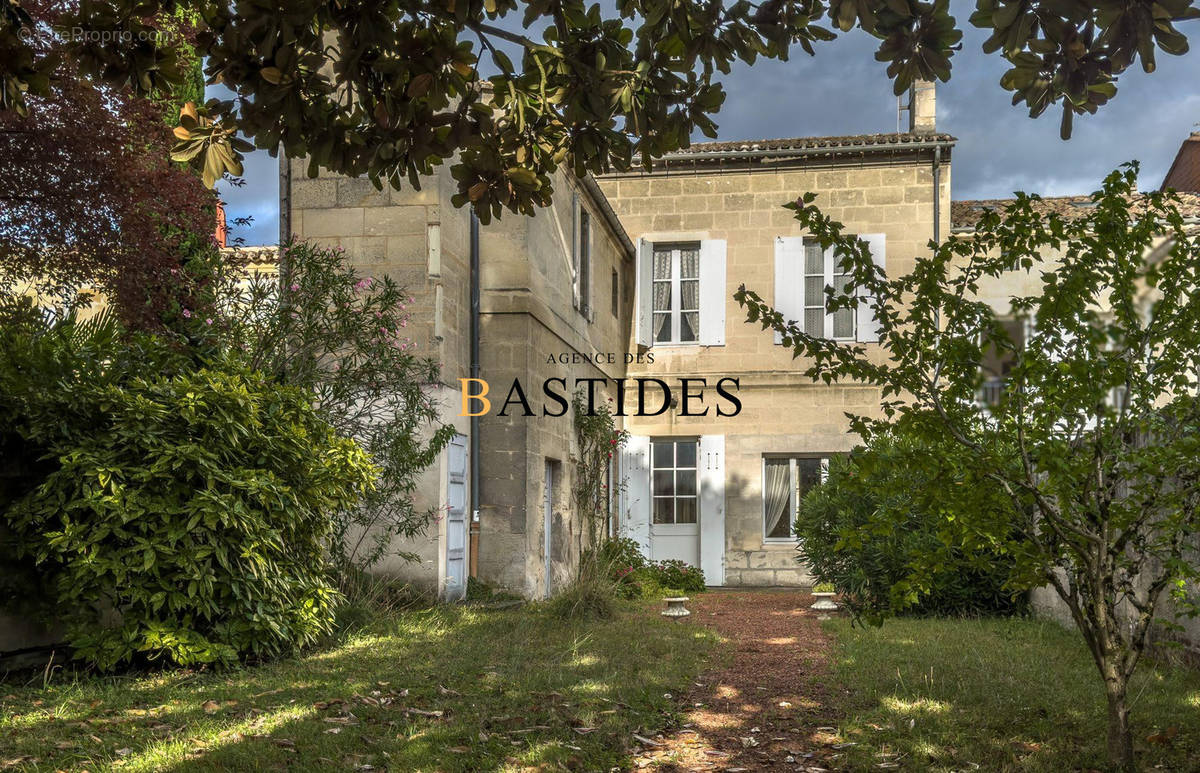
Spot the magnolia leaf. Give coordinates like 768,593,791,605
407,73,434,98
179,101,198,126
467,181,489,201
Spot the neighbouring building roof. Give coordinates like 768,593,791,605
951,192,1200,232
657,131,955,163
220,244,280,265
1162,131,1200,193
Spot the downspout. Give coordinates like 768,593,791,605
932,145,942,330
468,209,482,579
932,145,942,244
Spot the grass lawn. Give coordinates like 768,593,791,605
1,602,718,772
824,616,1200,772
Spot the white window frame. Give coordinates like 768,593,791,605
802,241,855,341
762,454,830,543
651,242,701,345
651,438,700,525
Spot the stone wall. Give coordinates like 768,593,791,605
599,151,952,585
473,171,634,597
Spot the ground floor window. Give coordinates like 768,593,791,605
763,456,829,540
652,439,698,524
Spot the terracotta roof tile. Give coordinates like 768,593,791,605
663,132,955,157
1162,132,1200,194
951,192,1200,231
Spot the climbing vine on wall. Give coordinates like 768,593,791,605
571,391,628,548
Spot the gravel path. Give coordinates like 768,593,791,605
631,590,845,772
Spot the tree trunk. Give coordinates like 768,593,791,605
1104,669,1135,772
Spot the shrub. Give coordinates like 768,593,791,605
0,307,376,669
201,241,455,580
591,539,706,599
795,431,1026,623
649,560,707,593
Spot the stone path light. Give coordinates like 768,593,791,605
662,597,691,619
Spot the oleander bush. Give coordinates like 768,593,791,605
204,241,455,580
0,300,376,669
794,430,1026,623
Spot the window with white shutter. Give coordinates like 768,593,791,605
775,234,885,344
638,239,726,347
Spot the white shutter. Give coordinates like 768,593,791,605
774,236,804,345
857,233,886,343
698,239,726,346
636,238,653,348
620,435,651,556
570,192,580,310
698,434,725,586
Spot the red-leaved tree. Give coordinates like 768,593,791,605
0,1,215,327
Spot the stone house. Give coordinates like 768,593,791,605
288,162,635,599
288,81,954,597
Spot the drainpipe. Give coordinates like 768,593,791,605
932,145,942,244
468,209,482,578
932,145,942,330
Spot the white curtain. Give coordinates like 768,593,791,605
764,460,792,538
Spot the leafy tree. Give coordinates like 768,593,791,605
3,0,1196,221
0,0,216,328
736,164,1200,771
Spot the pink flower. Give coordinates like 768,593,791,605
400,319,407,328
290,283,300,292
354,277,374,291
181,309,192,318
205,318,213,325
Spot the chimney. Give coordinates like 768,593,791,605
909,80,936,134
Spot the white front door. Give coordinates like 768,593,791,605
444,434,468,600
648,439,701,566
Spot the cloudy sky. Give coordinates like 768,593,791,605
218,10,1200,245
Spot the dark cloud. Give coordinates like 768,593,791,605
215,11,1200,245
714,15,1200,200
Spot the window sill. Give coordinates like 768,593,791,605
761,539,798,548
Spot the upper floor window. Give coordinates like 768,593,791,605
776,234,885,344
579,209,591,317
653,243,700,344
637,239,726,348
572,194,592,320
611,267,619,318
979,318,1027,406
